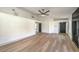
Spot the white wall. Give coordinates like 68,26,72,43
68,15,72,39
0,12,36,46
49,21,59,33
42,21,50,33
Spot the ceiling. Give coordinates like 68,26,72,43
23,7,77,19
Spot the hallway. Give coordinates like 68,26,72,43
0,33,78,52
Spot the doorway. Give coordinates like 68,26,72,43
35,22,42,33
59,22,66,33
39,23,42,32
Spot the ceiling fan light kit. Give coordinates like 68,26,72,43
41,14,46,16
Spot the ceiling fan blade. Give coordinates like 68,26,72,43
38,9,50,16
38,10,43,14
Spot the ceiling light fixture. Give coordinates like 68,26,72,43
41,14,46,16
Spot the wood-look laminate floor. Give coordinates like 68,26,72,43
0,33,79,52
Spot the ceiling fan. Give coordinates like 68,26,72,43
38,9,50,16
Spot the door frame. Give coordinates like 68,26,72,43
35,22,42,33
59,22,66,33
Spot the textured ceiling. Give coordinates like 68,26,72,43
23,7,77,16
